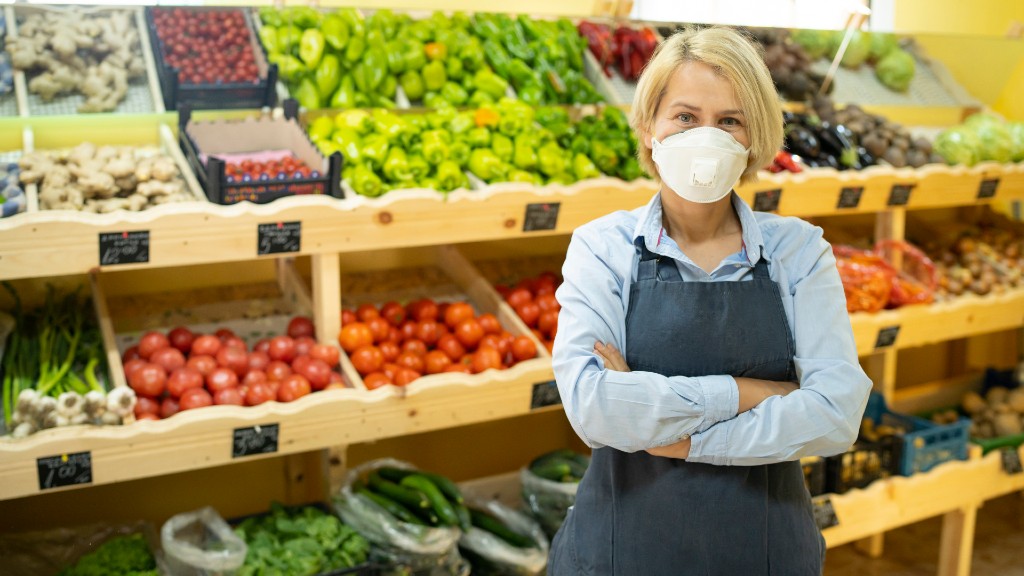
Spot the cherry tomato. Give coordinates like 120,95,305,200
351,345,385,375
179,387,213,410
244,383,275,406
398,320,418,342
378,341,401,363
380,301,406,326
292,355,312,377
443,302,475,329
424,350,452,374
341,308,357,326
534,276,558,296
538,310,559,336
309,344,340,368
297,357,332,390
382,362,402,382
248,351,270,372
184,355,214,377
123,358,147,382
436,334,466,362
134,395,160,418
367,317,391,344
138,332,170,360
191,334,222,357
356,303,381,322
206,367,239,393
401,339,428,357
480,334,511,358
327,371,345,387
444,363,472,374
287,316,315,339
215,328,237,342
254,339,271,354
363,372,392,390
455,318,485,349
471,346,503,374
278,374,312,402
415,320,442,346
214,387,245,406
222,335,248,351
394,368,421,386
512,336,538,362
409,298,439,322
505,288,532,309
167,366,204,398
387,327,402,344
294,336,316,358
266,360,293,381
515,301,541,328
396,351,425,374
129,363,167,397
242,369,268,387
160,396,181,419
268,336,297,362
536,293,561,312
216,346,249,377
515,277,538,294
338,323,373,353
477,313,502,335
122,345,142,363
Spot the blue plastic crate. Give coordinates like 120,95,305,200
866,392,971,476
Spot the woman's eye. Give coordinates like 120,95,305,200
676,113,694,123
720,117,741,126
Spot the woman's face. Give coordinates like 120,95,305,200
643,61,750,153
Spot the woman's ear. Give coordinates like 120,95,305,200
642,131,653,150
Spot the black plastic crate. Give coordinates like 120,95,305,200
179,101,344,205
146,6,277,110
824,436,899,494
801,456,826,497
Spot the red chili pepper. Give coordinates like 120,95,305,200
774,150,803,173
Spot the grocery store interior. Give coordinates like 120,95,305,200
0,0,1023,574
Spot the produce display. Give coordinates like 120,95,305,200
0,13,13,96
2,285,135,439
6,8,148,112
339,297,538,389
521,449,588,538
927,225,1024,299
751,28,828,101
834,241,937,313
221,152,320,184
17,143,195,212
790,29,917,93
151,8,261,86
352,465,470,531
933,113,1024,166
56,533,158,576
528,448,587,483
123,316,345,420
944,379,1024,441
458,498,548,576
233,502,370,575
496,272,562,354
535,105,644,181
577,21,659,83
1,162,27,218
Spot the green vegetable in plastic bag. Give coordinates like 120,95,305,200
874,49,915,92
965,114,1015,163
934,126,981,166
830,30,872,69
1008,122,1024,162
58,534,158,576
790,29,832,60
869,32,899,62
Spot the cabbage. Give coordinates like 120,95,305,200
934,126,980,166
830,30,873,69
870,33,899,62
875,49,915,92
791,29,832,60
1009,123,1024,162
966,114,1015,163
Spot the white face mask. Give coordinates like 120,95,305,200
651,127,750,204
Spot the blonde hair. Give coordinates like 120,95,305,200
629,26,783,186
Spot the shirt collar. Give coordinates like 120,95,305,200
632,192,764,267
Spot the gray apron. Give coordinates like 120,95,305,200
549,240,824,575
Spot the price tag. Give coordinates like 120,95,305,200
530,380,561,410
977,178,1000,200
753,189,781,212
812,495,840,530
37,451,92,490
836,186,864,209
887,184,914,206
523,203,561,232
232,423,280,458
874,326,901,349
99,231,150,266
1001,447,1023,474
257,221,301,255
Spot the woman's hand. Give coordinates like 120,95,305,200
646,437,691,460
594,342,630,372
736,378,799,413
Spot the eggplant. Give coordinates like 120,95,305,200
785,125,821,159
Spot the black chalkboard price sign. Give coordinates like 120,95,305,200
99,231,150,266
836,187,864,209
523,203,561,232
530,380,561,410
875,326,901,349
37,451,93,490
257,221,301,255
232,423,280,458
812,495,840,530
887,184,914,206
753,189,782,212
977,178,1000,200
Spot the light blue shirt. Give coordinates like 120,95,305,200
552,192,872,466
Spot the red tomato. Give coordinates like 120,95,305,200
394,368,421,386
443,302,475,329
424,350,452,374
382,362,402,382
505,288,532,309
167,367,204,398
471,346,503,374
479,334,509,357
515,277,538,294
266,360,293,381
455,319,485,349
401,339,428,357
444,363,472,374
379,341,401,362
242,369,268,387
415,320,442,346
544,339,554,354
287,316,315,339
245,383,275,406
534,276,558,296
387,326,402,344
254,339,271,354
549,322,558,340
248,351,270,372
222,335,248,351
215,328,236,342
292,355,312,377
495,285,511,298
294,336,316,358
536,293,560,313
538,310,559,336
186,354,216,377
179,388,213,410
297,358,332,390
477,313,502,335
396,351,425,374
206,367,239,393
408,298,439,322
309,344,340,368
191,334,222,357
515,301,541,328
351,345,385,375
160,396,181,419
129,363,167,397
138,332,170,359
380,301,406,326
267,336,297,362
512,336,538,362
327,371,344,386
341,308,357,326
338,323,373,353
436,334,466,362
123,358,147,382
214,387,245,406
356,303,381,322
278,374,312,402
216,346,249,377
367,317,391,344
363,372,392,390
134,396,160,418
135,412,160,421
122,345,142,363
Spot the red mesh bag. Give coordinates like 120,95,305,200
834,246,894,313
873,240,938,307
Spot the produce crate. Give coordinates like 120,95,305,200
0,520,164,576
866,392,971,475
824,437,898,494
179,102,343,205
145,6,277,111
800,456,826,497
579,21,663,106
9,5,164,116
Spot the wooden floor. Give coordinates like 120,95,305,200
826,494,1024,576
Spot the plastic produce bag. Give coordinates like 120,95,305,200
520,467,580,539
458,495,549,576
161,506,247,576
834,246,894,313
334,458,468,576
0,520,160,576
874,240,938,307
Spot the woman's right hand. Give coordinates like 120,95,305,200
736,378,799,413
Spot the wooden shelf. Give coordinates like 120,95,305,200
850,289,1024,355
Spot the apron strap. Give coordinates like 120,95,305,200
752,256,770,279
635,239,683,282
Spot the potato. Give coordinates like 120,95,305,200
1006,389,1024,413
962,391,987,415
993,413,1023,437
977,422,995,439
986,387,1009,405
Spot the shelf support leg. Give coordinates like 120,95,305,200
311,254,341,348
938,504,978,576
854,533,885,558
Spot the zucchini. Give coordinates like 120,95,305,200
455,501,472,532
381,467,464,504
377,466,415,483
530,460,572,482
469,508,536,548
401,474,460,527
357,487,425,525
368,471,430,509
529,449,579,470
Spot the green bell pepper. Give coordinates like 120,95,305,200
440,82,468,106
601,107,630,131
471,13,501,40
421,129,451,165
406,20,433,43
513,134,538,170
422,60,447,92
573,153,601,180
344,31,366,64
277,25,302,55
423,92,448,109
299,29,325,68
351,164,384,197
468,90,495,106
269,53,305,82
378,75,397,99
506,58,537,89
408,154,429,180
536,106,569,128
508,169,541,184
418,177,439,190
287,6,321,28
468,148,502,181
466,127,491,148
449,140,471,168
331,128,362,163
436,160,464,192
517,83,545,106
338,8,365,38
589,141,619,175
308,116,335,142
502,26,535,62
258,26,281,55
473,69,508,100
364,45,388,91
448,112,475,135
451,11,471,30
459,41,486,72
538,142,566,176
400,70,425,101
619,157,645,181
385,40,407,75
482,39,511,77
491,133,513,163
371,110,405,140
334,109,372,134
496,103,534,137
361,135,391,170
402,40,427,72
294,76,321,110
383,147,413,182
322,15,349,51
570,134,591,156
547,172,576,185
427,106,456,129
372,94,397,109
330,75,357,109
259,7,283,28
315,54,341,101
446,56,464,81
368,8,398,39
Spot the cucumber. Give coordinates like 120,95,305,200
530,460,572,482
469,508,536,548
419,471,464,504
454,501,472,532
357,487,425,525
368,471,430,509
529,449,579,469
377,466,415,483
409,504,440,526
401,474,460,527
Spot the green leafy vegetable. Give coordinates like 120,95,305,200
58,533,157,576
875,49,915,92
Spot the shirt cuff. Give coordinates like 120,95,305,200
687,426,731,466
698,375,739,426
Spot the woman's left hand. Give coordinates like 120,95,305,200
595,342,630,372
646,437,691,460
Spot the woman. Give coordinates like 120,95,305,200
548,26,872,575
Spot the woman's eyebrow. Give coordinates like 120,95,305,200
666,101,744,116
